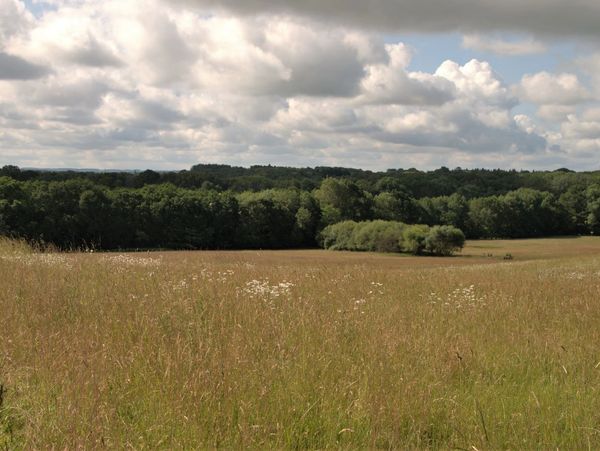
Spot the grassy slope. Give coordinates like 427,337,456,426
2,237,600,448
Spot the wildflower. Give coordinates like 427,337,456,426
238,279,295,300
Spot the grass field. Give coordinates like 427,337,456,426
2,237,600,448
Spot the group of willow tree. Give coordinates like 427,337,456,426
2,164,600,250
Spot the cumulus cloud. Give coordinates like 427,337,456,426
190,17,368,97
519,72,589,105
0,0,34,47
267,58,545,158
436,59,516,108
170,0,600,37
581,107,600,122
545,110,600,162
359,44,456,105
0,0,598,170
562,112,600,140
11,7,122,68
462,34,547,55
536,105,577,122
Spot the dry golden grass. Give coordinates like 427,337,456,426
2,236,600,448
463,236,600,260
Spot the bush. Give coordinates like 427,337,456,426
424,225,465,256
321,220,466,256
351,220,405,252
402,224,430,255
319,221,358,250
321,220,405,252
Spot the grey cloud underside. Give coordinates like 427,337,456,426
172,0,600,35
0,52,49,80
274,48,365,98
142,15,197,85
65,39,123,68
372,120,546,154
29,79,110,109
112,100,186,130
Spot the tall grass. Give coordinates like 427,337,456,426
2,239,600,448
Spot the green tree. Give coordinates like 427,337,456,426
314,178,372,226
78,187,111,248
373,191,420,223
559,186,588,234
586,184,600,234
424,225,465,256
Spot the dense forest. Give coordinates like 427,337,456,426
1,164,600,250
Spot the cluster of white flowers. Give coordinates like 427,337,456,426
537,266,600,281
0,253,73,269
303,268,320,280
216,269,235,282
336,281,385,315
427,284,487,309
173,279,189,291
238,279,295,300
352,298,367,314
194,268,235,282
368,281,384,296
100,254,162,267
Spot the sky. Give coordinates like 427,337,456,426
1,0,600,171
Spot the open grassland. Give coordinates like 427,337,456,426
2,237,600,448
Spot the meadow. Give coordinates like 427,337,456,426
2,237,600,448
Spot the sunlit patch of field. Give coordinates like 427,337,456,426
463,236,600,261
2,237,600,448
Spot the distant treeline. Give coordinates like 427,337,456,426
4,163,599,199
1,164,600,250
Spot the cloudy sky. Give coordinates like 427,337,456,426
1,0,599,170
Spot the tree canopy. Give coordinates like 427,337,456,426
0,164,599,251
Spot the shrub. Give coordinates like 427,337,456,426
424,225,465,256
351,220,405,252
321,220,405,252
402,224,430,255
321,220,465,256
319,221,358,250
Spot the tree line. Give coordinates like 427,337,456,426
3,164,599,199
2,165,600,250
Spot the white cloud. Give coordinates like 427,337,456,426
582,107,600,122
514,114,539,134
0,0,34,48
0,0,599,171
359,44,456,105
562,113,600,140
436,59,515,107
12,6,122,68
519,72,589,105
537,105,577,122
267,58,544,158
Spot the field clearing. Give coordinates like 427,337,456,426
154,235,600,269
2,237,600,448
463,236,600,261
